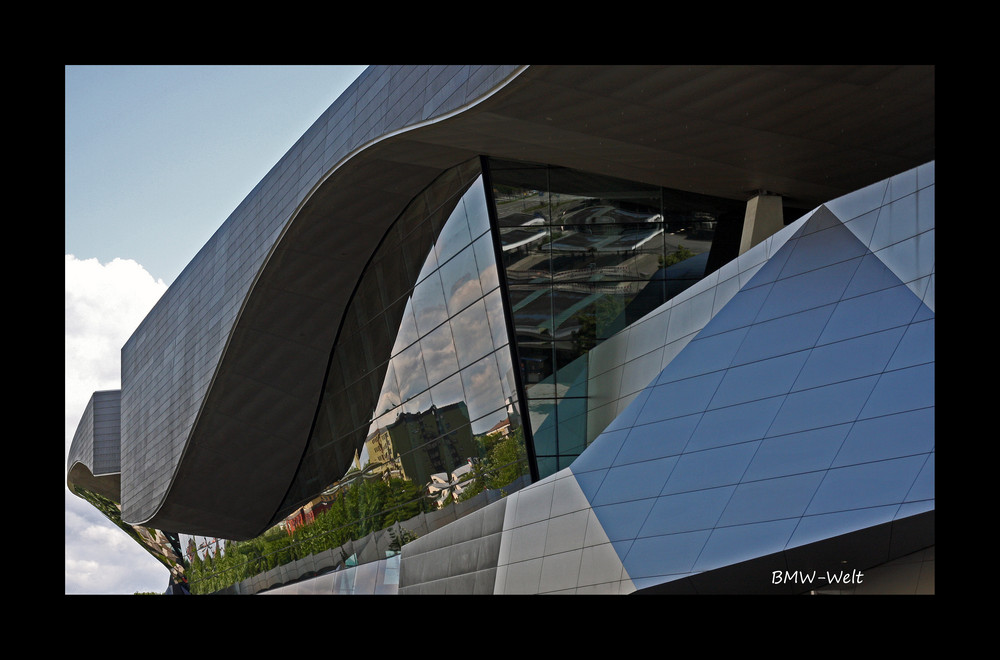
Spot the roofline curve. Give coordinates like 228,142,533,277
128,66,532,538
120,65,934,539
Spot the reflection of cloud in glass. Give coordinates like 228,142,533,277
483,288,508,350
391,299,419,357
438,243,483,313
368,408,394,439
451,300,493,367
445,277,482,315
374,362,401,415
411,273,448,336
431,373,466,409
391,341,427,401
435,204,472,265
401,387,433,416
473,234,499,292
420,322,460,385
464,178,491,238
460,353,505,424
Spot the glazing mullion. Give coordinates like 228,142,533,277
481,156,540,483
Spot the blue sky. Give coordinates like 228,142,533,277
66,64,368,285
64,65,368,594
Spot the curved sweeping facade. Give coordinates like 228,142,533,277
68,65,935,594
116,66,528,539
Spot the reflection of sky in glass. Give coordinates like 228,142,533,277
392,341,428,402
411,272,448,336
440,245,484,314
489,159,746,477
420,322,459,384
451,300,494,367
430,373,465,409
360,173,520,463
391,300,419,356
461,354,503,421
190,163,533,593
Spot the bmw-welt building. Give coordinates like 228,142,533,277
67,65,935,595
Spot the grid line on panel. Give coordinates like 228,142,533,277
685,290,879,561
774,343,931,552
897,451,935,510
579,174,936,584
623,442,936,548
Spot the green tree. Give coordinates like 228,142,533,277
484,429,529,491
459,428,530,498
660,245,694,268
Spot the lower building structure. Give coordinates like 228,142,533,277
67,65,934,595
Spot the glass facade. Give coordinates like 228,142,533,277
180,158,532,594
165,158,931,595
486,158,745,477
278,158,528,517
176,156,749,593
65,65,934,596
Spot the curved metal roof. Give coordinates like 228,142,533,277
120,65,934,539
67,390,122,502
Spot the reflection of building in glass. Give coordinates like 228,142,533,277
283,495,336,536
490,159,755,475
67,65,934,595
363,427,398,479
428,461,474,507
483,416,512,439
385,402,478,490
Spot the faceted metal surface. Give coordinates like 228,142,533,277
569,162,935,592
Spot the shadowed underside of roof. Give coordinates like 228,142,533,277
133,65,935,539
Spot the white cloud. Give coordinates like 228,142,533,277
64,255,166,446
65,255,169,595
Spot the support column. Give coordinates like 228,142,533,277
739,192,784,254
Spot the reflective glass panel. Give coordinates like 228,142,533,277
190,159,533,596
451,299,495,368
439,243,484,316
420,322,460,385
487,158,745,479
410,271,449,336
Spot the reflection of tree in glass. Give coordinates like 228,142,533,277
458,427,530,500
659,245,695,268
184,471,441,593
573,294,627,354
573,313,597,353
595,294,626,336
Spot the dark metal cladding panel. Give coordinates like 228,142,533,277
119,66,523,535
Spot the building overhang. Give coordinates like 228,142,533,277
139,65,935,539
67,463,121,503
